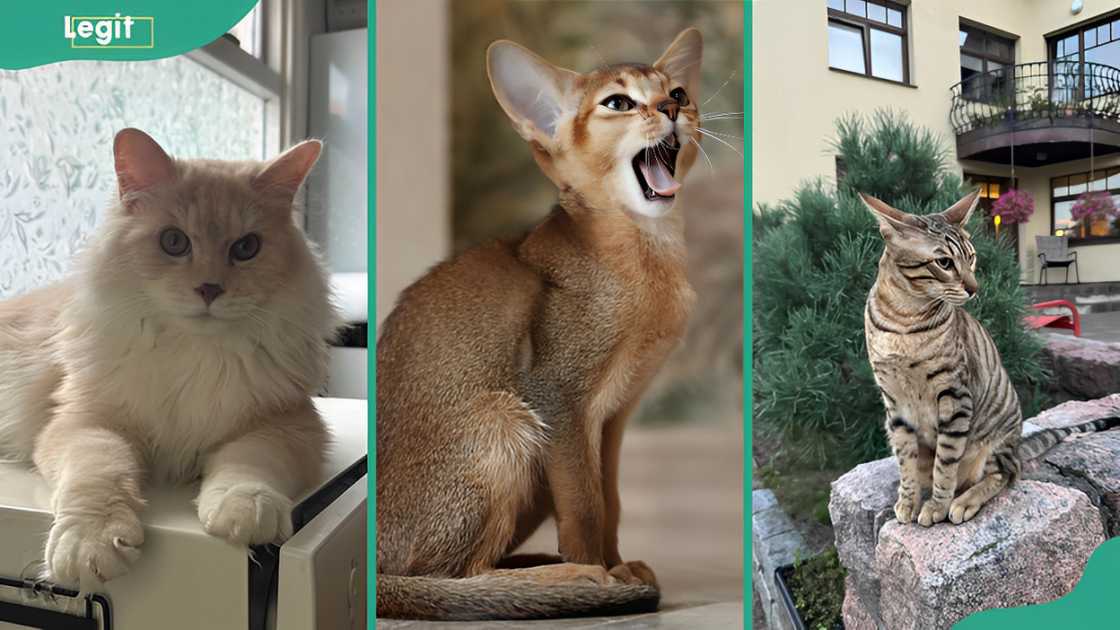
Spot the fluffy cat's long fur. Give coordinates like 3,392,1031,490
0,129,338,586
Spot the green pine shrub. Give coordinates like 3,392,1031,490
753,110,1048,468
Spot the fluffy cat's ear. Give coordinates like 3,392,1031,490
113,128,176,206
940,190,981,226
252,140,322,198
859,193,918,240
487,40,578,146
654,28,703,98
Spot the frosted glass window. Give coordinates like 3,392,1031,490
0,57,265,298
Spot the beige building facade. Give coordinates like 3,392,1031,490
754,0,1120,284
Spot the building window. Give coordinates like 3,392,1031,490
827,0,908,84
1052,167,1120,243
1049,13,1120,100
967,173,1019,253
959,22,1016,103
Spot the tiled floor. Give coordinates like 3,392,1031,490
377,422,745,629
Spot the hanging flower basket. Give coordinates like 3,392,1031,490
1071,191,1117,222
990,189,1034,224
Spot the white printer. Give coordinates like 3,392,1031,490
0,397,367,630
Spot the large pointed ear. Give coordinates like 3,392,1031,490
252,140,322,198
114,128,176,208
859,192,918,239
654,27,703,98
940,190,981,226
487,40,578,147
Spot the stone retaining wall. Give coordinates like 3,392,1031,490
830,395,1120,629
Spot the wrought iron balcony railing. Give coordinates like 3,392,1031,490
950,61,1120,136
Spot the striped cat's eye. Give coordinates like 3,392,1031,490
230,233,261,262
159,227,191,257
600,94,635,112
670,87,690,107
936,257,955,270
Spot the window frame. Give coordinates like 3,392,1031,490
1045,10,1120,102
827,0,910,86
186,0,325,226
958,20,1017,104
1050,166,1120,246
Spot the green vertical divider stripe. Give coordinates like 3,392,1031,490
0,2,257,69
368,2,378,627
743,2,753,628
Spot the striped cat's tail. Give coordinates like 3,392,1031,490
1019,416,1120,461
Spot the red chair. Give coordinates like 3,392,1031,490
1024,299,1081,336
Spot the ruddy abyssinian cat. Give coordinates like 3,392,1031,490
863,191,1119,527
377,28,703,620
0,129,337,586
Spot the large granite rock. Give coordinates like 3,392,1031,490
1024,394,1120,536
875,481,1101,629
831,396,1120,629
1040,334,1120,400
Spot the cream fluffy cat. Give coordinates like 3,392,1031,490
0,129,338,586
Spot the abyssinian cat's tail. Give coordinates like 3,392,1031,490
1019,416,1120,461
376,572,659,621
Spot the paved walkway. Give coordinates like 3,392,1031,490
1046,309,1120,343
378,423,745,629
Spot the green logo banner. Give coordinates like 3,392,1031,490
955,537,1120,629
1,1,257,69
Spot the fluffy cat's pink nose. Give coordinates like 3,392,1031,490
195,283,225,306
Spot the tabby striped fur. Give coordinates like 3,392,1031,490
862,191,1119,526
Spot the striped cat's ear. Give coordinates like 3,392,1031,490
940,190,981,227
487,40,578,147
859,193,917,239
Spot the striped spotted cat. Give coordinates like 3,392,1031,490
862,191,1120,527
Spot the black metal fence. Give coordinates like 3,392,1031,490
950,61,1120,135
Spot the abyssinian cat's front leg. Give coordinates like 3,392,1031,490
197,401,326,545
546,417,607,567
33,408,146,584
918,387,973,527
601,405,658,588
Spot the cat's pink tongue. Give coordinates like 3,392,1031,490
639,160,681,197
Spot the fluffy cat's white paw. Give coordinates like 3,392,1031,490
45,507,144,585
198,482,293,546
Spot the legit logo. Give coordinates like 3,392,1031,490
64,14,154,48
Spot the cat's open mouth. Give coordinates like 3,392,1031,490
632,134,681,201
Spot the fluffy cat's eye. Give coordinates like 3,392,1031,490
230,233,262,262
601,94,635,112
935,257,954,270
159,228,191,257
670,87,690,107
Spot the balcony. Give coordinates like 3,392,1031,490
950,61,1120,166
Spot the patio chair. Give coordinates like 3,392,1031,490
1024,299,1081,337
1036,235,1079,285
